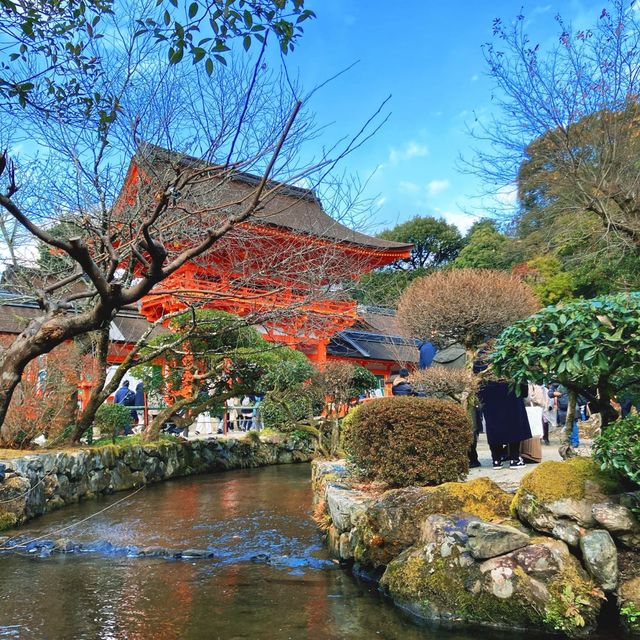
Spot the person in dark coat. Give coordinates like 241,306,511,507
474,352,530,469
391,368,414,396
114,380,136,435
418,341,437,369
134,382,145,408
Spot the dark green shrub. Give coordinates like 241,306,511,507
259,395,314,431
343,397,472,487
94,403,132,443
593,414,640,488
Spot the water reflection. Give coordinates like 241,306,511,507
0,465,540,639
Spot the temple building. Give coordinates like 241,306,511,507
0,145,419,397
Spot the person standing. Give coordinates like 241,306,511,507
418,340,437,369
114,380,136,435
240,395,253,431
474,349,531,469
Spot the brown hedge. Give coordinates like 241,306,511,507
343,397,472,487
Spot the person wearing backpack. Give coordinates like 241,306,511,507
115,380,137,435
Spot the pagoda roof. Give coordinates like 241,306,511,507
131,143,412,254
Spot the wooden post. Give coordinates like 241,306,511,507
143,391,149,429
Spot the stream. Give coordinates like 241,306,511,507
0,463,521,639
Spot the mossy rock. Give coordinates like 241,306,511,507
515,457,622,505
512,458,624,546
0,510,17,531
353,477,512,568
380,536,603,637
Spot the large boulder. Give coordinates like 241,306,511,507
512,458,623,547
380,527,603,637
592,502,640,551
351,477,512,567
579,530,618,591
325,485,368,533
466,521,530,560
0,474,30,529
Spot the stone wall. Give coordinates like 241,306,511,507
312,459,640,638
0,434,313,530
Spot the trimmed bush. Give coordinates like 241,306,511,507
343,397,472,487
94,403,133,443
593,414,640,488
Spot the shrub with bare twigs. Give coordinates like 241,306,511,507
411,366,478,404
397,268,539,349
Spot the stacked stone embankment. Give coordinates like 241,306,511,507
312,458,640,638
0,434,312,530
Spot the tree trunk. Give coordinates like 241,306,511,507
71,328,111,443
0,307,113,445
0,361,24,445
597,382,618,430
330,413,340,457
144,396,193,443
559,389,577,460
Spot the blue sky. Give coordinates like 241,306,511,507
281,0,607,235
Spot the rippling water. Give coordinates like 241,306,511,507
0,464,545,639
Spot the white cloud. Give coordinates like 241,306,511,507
533,4,552,15
405,141,428,158
375,197,387,208
398,180,420,194
388,141,429,165
495,183,518,208
441,211,476,233
426,179,450,196
470,74,479,82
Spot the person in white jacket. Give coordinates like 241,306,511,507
528,384,556,445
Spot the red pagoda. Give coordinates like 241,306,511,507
119,145,412,365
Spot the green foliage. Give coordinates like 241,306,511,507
347,365,378,397
620,602,640,632
378,215,465,270
543,584,591,633
253,347,314,394
0,0,314,109
259,394,314,430
491,293,640,396
343,397,472,487
132,310,269,397
452,220,523,270
94,403,132,443
142,0,315,70
91,433,175,447
351,268,430,307
231,345,317,431
593,414,640,489
519,255,575,305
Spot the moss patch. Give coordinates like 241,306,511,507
0,511,17,531
542,559,604,636
515,457,622,504
91,434,176,448
381,550,535,628
427,476,513,522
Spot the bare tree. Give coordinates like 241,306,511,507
397,269,539,351
0,1,387,443
468,1,640,254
